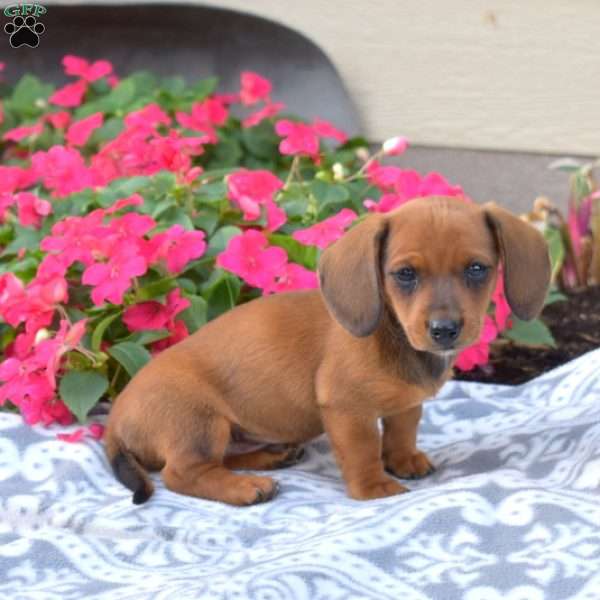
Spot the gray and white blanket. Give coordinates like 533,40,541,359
1,349,600,599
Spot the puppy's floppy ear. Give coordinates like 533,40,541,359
484,202,551,320
318,215,388,337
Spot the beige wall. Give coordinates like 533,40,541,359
201,0,600,156
43,0,600,155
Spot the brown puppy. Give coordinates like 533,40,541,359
105,196,551,505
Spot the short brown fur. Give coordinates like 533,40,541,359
105,196,551,505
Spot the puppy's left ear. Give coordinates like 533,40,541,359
484,202,551,320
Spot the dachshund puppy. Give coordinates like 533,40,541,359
105,196,551,505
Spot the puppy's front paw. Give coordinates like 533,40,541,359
385,450,435,480
349,476,408,500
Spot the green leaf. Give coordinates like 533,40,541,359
158,206,194,230
97,176,151,208
194,181,227,204
545,288,568,306
543,227,565,281
59,370,109,423
207,225,242,256
241,120,279,159
91,312,121,353
10,74,54,116
190,77,218,100
102,78,137,112
136,276,176,300
108,342,152,377
503,317,556,348
121,329,171,345
193,206,220,236
90,117,124,145
210,135,242,168
268,233,318,270
279,184,310,218
1,227,42,256
310,181,351,218
179,294,208,333
202,271,241,320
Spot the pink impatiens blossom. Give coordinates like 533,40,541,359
243,102,285,128
240,71,272,105
217,229,287,290
124,103,171,131
82,250,148,306
176,97,228,143
492,272,511,331
145,225,207,274
455,316,499,371
3,121,44,142
31,145,96,196
66,112,104,147
49,79,88,108
293,208,357,249
63,55,113,82
46,111,71,129
227,169,284,222
311,118,348,144
275,120,320,158
123,288,190,332
264,263,319,294
15,192,52,228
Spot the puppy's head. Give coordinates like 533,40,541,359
318,196,551,354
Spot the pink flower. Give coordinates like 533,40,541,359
240,71,272,105
293,208,357,249
0,165,36,195
311,118,348,144
492,270,511,331
124,103,171,131
265,263,318,294
217,230,287,290
146,225,207,273
275,120,320,158
265,199,287,232
176,98,228,143
3,122,44,142
227,169,284,221
455,316,498,371
63,55,113,82
49,79,88,108
46,111,71,129
57,422,105,443
15,192,52,228
151,319,188,353
364,193,409,213
243,102,285,128
66,112,103,147
82,250,148,305
31,145,96,197
382,136,408,156
124,288,190,332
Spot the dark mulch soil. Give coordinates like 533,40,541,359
454,285,600,385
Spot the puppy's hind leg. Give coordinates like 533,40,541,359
161,415,280,506
224,445,305,471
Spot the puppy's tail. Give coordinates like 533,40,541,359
105,434,154,505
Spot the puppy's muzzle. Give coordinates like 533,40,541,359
428,319,462,349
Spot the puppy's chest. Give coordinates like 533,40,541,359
373,369,451,417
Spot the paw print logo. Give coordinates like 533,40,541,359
4,15,45,48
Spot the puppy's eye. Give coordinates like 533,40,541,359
465,262,489,283
394,267,418,289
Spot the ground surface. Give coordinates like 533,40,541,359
455,285,600,385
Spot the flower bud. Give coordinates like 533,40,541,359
332,163,345,181
382,136,408,156
34,328,51,344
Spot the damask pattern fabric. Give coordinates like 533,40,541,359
1,349,600,599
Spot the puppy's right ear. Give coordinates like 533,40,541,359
318,215,388,337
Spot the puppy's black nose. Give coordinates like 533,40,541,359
429,319,461,348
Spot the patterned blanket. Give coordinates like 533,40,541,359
2,349,600,599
